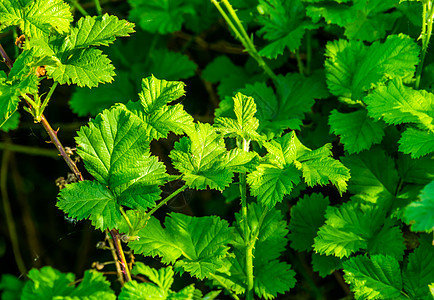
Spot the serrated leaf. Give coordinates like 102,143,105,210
129,213,232,280
68,14,135,49
128,0,194,34
132,262,174,292
254,260,296,299
365,79,434,131
0,73,20,127
148,49,197,80
404,181,434,232
20,266,115,300
257,0,318,58
397,154,434,185
399,128,434,158
170,123,233,190
215,92,262,141
57,181,121,230
306,0,400,42
341,147,399,203
329,109,385,154
325,34,419,102
343,255,403,300
288,193,330,251
403,235,434,299
76,106,167,211
0,0,72,38
125,76,194,140
118,280,166,300
314,200,405,259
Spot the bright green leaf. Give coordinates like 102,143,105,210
399,128,434,158
404,181,434,232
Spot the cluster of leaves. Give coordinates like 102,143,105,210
0,0,433,299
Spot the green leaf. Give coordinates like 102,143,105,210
248,131,349,207
329,109,385,154
118,280,166,300
343,255,403,300
341,147,399,203
397,154,434,185
257,0,318,58
132,262,174,292
288,193,330,251
0,73,20,128
68,14,135,49
306,0,400,42
399,128,434,158
57,181,121,230
403,235,434,299
325,34,419,102
365,79,434,131
0,111,20,132
70,71,136,116
215,92,262,141
148,49,197,80
129,213,232,280
76,106,167,211
20,266,115,300
314,201,405,259
0,0,72,38
128,0,194,34
170,122,233,190
311,253,343,278
0,274,24,300
125,75,194,140
404,181,434,232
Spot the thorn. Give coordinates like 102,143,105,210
45,140,53,144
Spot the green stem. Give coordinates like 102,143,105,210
94,0,102,15
143,34,159,70
146,185,188,219
12,28,19,59
295,49,304,75
0,142,59,158
69,0,89,16
415,1,434,89
120,207,133,232
40,82,58,116
1,146,27,275
212,0,277,81
208,273,241,300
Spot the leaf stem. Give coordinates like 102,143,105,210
120,206,133,232
295,49,304,75
110,229,132,282
208,273,241,300
1,145,27,275
146,185,188,219
106,230,125,285
40,82,58,116
40,115,84,181
0,43,13,69
94,0,102,15
415,0,434,89
69,0,89,16
211,0,277,81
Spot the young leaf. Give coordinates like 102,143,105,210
128,0,194,34
126,75,194,140
325,34,419,102
364,79,434,132
341,147,399,203
0,0,73,38
404,181,434,232
20,267,115,300
329,109,385,154
170,122,233,190
118,280,166,300
398,128,434,158
75,106,167,211
257,0,318,58
403,235,434,299
129,213,233,280
343,255,403,300
288,193,330,251
215,92,262,141
132,262,174,292
57,181,121,230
